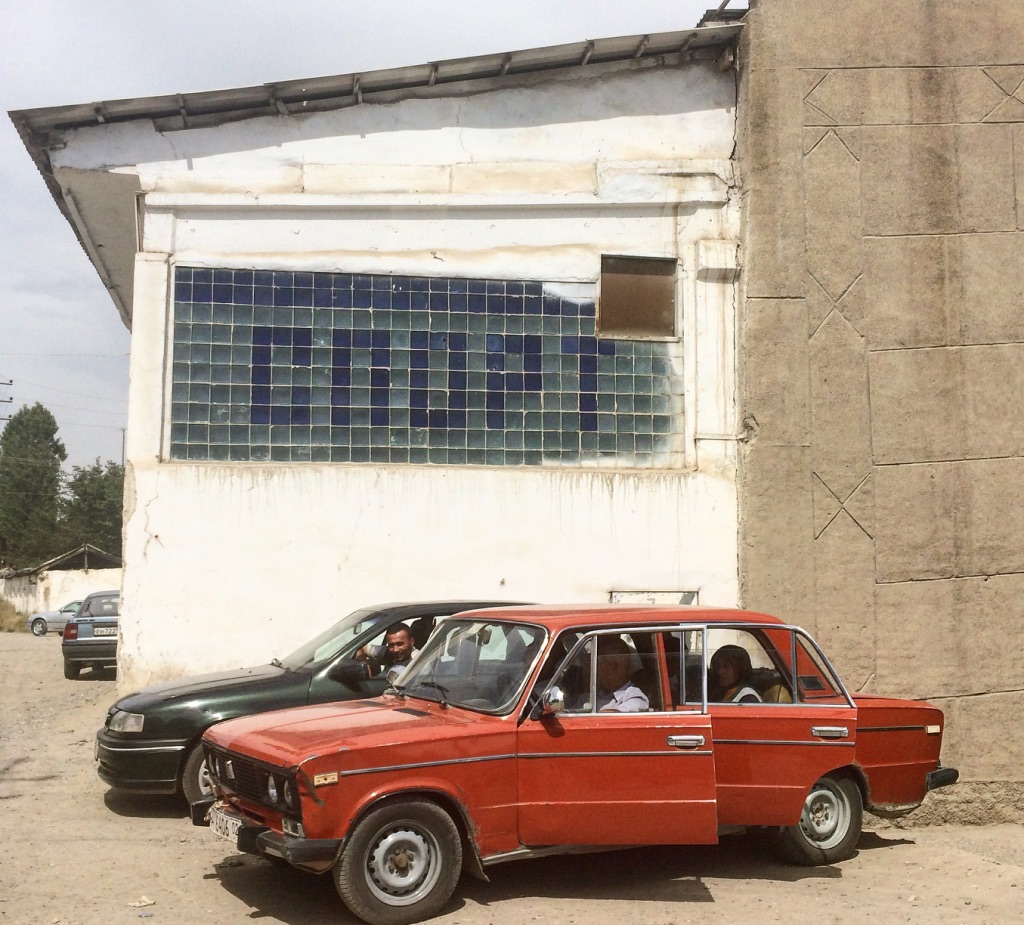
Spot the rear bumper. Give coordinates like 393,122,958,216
926,766,959,791
62,641,117,664
95,729,187,794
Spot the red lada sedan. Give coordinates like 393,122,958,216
194,606,958,925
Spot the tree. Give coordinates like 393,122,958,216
59,460,124,557
0,403,67,568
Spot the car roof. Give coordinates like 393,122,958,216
450,604,788,633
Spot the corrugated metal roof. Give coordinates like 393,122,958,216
10,23,741,138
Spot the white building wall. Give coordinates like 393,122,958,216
1,569,122,616
55,61,742,689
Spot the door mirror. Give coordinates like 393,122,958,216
328,659,372,687
542,685,566,715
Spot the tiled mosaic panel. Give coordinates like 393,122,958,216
169,268,682,465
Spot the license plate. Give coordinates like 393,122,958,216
93,626,117,636
210,805,243,843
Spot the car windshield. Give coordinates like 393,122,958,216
397,618,546,713
279,608,390,669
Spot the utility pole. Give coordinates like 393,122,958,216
0,379,12,422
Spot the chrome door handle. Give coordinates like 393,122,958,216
667,735,706,749
811,726,849,739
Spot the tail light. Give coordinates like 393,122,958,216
64,622,78,640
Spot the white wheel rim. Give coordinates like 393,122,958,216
798,780,851,850
197,758,213,797
364,822,442,907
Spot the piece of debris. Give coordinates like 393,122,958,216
128,897,156,908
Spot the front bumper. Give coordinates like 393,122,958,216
193,800,341,873
95,728,188,794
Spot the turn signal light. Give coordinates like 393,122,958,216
64,623,78,641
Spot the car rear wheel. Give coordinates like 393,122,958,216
181,744,213,806
63,660,81,680
334,799,462,925
777,774,862,865
31,618,47,636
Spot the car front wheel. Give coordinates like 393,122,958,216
777,774,862,865
334,799,462,925
181,744,213,806
31,618,48,636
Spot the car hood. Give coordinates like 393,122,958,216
205,696,493,767
116,664,297,712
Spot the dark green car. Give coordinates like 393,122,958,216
95,601,513,805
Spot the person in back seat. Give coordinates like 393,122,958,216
710,645,762,704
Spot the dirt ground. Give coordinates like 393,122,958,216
2,632,1023,925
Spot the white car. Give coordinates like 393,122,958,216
26,600,83,636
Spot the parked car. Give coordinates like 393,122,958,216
61,590,119,679
96,600,519,806
195,605,959,925
26,599,82,636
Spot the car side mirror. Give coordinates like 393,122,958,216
328,659,372,687
541,685,566,715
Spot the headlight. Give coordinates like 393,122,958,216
109,710,145,733
266,774,279,803
283,778,295,809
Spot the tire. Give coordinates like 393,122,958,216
777,775,862,866
63,660,81,680
31,618,47,636
334,799,463,925
181,744,213,806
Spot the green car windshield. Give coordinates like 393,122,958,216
278,607,388,669
397,619,546,713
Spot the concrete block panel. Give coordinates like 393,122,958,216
874,462,956,583
843,473,874,538
810,311,871,500
962,346,1024,459
862,235,954,349
938,691,1024,782
747,0,1024,70
953,573,1024,695
804,131,862,300
957,457,1024,576
805,67,1007,127
876,579,959,698
869,347,963,463
812,511,875,689
956,124,1017,232
738,442,815,632
812,474,843,538
862,125,1015,235
955,234,1024,345
742,298,810,447
740,67,807,299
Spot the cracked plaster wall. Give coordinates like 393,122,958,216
739,0,1024,812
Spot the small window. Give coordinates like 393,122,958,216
598,255,677,339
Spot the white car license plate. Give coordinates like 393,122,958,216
210,805,243,843
93,626,117,636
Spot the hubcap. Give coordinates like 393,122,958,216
365,824,440,906
197,758,213,797
799,781,850,849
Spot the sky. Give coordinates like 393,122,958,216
0,0,732,468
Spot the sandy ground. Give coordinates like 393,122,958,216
2,631,1023,925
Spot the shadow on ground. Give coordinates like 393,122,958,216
204,830,892,925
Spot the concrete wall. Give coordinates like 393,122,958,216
739,0,1024,818
50,59,743,689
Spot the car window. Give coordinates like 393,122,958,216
398,619,546,713
557,630,664,714
703,627,792,705
280,608,388,668
82,594,119,617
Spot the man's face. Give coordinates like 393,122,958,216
597,652,631,693
384,629,414,663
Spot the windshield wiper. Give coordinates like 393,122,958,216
409,681,449,705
